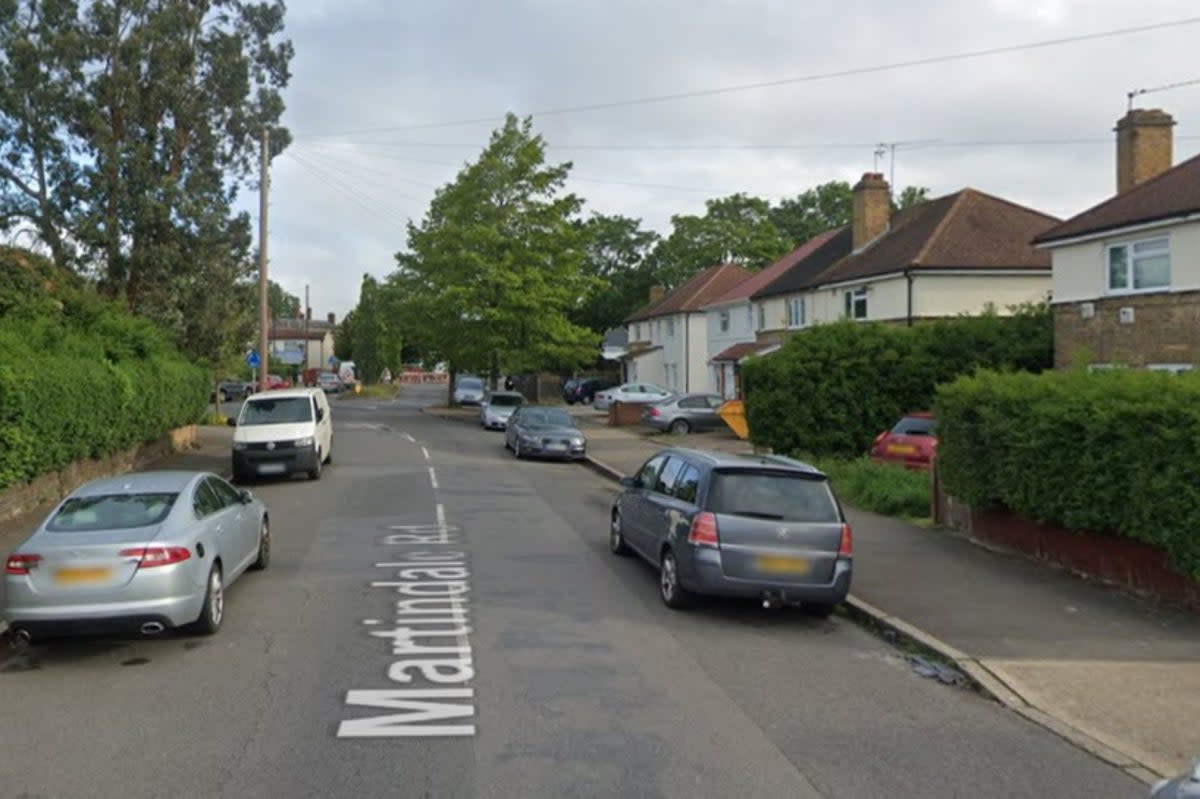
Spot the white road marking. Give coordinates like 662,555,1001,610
403,433,416,443
421,446,430,461
428,467,439,489
436,504,446,527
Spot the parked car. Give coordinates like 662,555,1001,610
504,406,587,460
317,371,344,394
869,413,937,470
610,449,852,614
229,388,333,482
643,393,726,434
560,378,581,404
3,470,269,640
564,377,618,405
593,382,672,411
212,379,252,403
453,375,486,406
1152,759,1200,798
480,391,524,430
261,374,289,391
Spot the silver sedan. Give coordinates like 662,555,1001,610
4,471,269,640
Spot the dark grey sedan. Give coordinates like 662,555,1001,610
504,406,587,460
643,393,727,434
610,448,852,614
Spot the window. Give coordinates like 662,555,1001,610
241,397,314,425
1148,363,1194,374
635,323,642,341
48,493,178,532
707,471,839,523
719,310,730,333
678,395,708,409
666,317,675,338
674,465,702,504
655,320,662,339
638,455,667,488
192,481,223,518
756,303,766,331
1107,237,1170,293
654,457,685,495
786,297,806,329
746,306,754,329
207,477,242,509
844,287,868,320
891,416,935,436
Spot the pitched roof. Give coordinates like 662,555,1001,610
705,229,844,307
625,263,752,323
803,189,1057,289
710,341,774,363
1034,152,1200,245
751,227,853,300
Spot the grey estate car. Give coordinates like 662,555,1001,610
610,449,852,613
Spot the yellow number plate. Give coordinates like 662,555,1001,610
888,443,917,455
54,567,112,585
756,556,810,575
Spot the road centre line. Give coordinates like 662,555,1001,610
428,467,439,489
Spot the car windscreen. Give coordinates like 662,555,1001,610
457,378,483,390
48,493,178,532
241,397,313,425
489,394,522,407
891,416,935,436
707,471,839,523
522,409,574,427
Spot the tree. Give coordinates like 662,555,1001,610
770,181,854,248
649,193,790,289
338,274,402,383
571,213,660,334
391,114,597,392
894,185,931,211
268,280,300,320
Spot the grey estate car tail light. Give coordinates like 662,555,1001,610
688,512,720,548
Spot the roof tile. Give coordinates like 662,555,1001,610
625,263,752,322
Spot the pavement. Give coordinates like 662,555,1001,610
427,402,1200,785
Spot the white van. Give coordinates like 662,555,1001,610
229,388,333,482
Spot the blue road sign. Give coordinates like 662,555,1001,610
246,350,261,369
328,355,337,366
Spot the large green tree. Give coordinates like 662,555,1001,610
268,279,300,320
770,180,932,249
571,213,660,334
391,114,597,391
338,274,403,383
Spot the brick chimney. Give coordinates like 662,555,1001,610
852,172,891,251
1115,108,1175,193
648,284,667,305
327,312,336,325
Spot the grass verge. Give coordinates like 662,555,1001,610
796,453,931,524
341,384,399,400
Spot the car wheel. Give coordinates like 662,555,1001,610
669,418,691,435
219,390,229,403
250,518,270,571
802,602,837,619
324,443,333,465
192,565,225,635
308,451,322,480
609,511,631,556
659,549,693,609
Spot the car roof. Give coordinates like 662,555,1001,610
246,388,320,400
72,470,205,497
488,391,523,398
658,448,826,477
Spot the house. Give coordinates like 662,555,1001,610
1034,108,1200,371
268,312,338,370
704,228,848,399
600,327,629,362
751,173,1058,333
622,263,751,393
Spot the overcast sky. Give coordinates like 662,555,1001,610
251,0,1200,319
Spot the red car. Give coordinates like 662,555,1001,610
260,374,290,391
870,413,937,470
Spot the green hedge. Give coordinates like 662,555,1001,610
742,307,1051,457
800,454,931,520
935,368,1200,578
0,249,208,490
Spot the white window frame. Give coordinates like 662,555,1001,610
635,323,642,341
786,297,806,329
746,306,753,330
844,287,868,320
1147,363,1194,374
718,310,730,333
756,303,766,331
666,316,675,338
1106,236,1170,295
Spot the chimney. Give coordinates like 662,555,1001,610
1115,108,1175,193
852,172,891,251
327,312,336,325
648,284,667,305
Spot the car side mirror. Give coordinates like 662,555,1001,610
619,476,641,489
226,417,237,427
238,489,254,504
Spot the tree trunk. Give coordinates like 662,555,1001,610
489,350,500,391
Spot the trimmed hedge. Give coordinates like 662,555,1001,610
742,307,1052,457
0,248,208,490
935,368,1200,578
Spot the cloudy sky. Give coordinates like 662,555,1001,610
252,0,1200,319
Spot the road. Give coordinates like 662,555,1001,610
0,384,1144,798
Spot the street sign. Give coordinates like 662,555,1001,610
246,350,260,369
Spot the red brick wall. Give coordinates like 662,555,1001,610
1054,291,1200,369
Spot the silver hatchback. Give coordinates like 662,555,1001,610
610,449,852,614
4,471,269,640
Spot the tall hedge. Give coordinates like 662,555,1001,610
0,248,208,491
935,369,1200,578
742,307,1052,456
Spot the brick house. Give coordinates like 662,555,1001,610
1034,108,1200,371
268,312,338,370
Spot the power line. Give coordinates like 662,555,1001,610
298,15,1200,139
283,150,415,230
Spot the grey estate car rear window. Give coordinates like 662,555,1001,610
707,471,839,523
48,493,178,532
241,397,314,425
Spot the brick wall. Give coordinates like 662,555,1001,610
1054,290,1200,368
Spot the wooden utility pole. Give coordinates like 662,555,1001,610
258,127,270,389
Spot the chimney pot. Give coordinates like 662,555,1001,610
327,312,336,325
1115,108,1175,193
852,172,891,252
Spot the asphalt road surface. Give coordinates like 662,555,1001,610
0,384,1144,798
